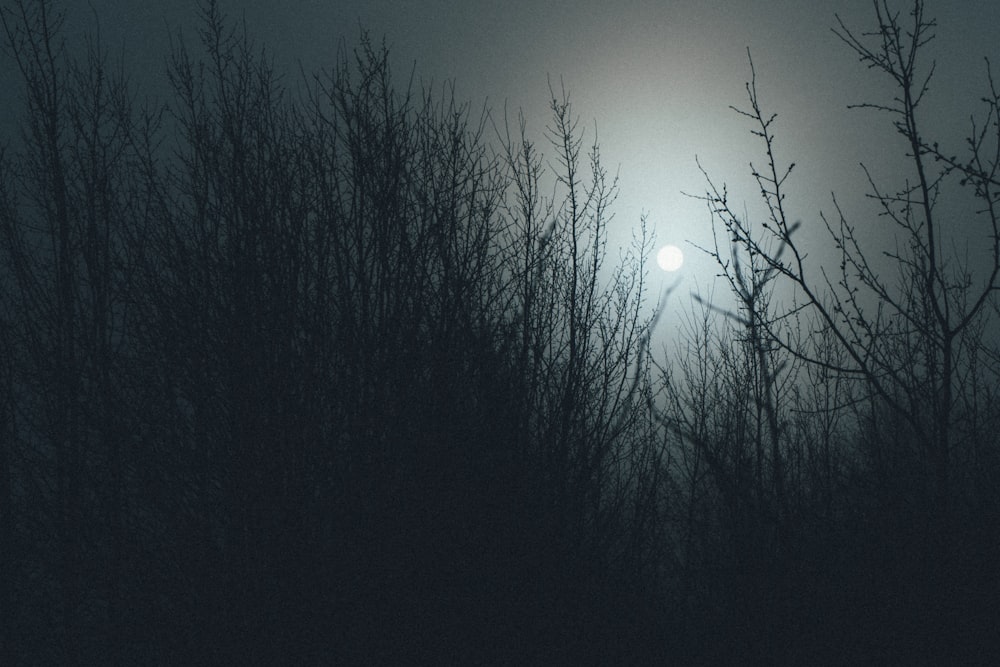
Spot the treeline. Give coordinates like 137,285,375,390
0,0,998,664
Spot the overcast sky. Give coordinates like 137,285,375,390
4,0,999,312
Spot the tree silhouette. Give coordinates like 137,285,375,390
1,0,999,664
690,0,1000,661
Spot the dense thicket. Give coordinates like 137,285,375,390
1,1,998,664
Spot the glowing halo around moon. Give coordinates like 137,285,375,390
656,244,684,272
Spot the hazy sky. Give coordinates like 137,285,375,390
4,0,999,308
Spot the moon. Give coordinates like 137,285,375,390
656,244,684,272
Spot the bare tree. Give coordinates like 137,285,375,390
699,0,1000,530
688,1,1000,659
0,1,156,661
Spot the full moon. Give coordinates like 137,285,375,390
656,244,684,272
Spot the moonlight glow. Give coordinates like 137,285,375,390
656,244,684,272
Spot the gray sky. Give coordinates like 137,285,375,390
4,0,999,311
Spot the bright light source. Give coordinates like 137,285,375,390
656,244,684,272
